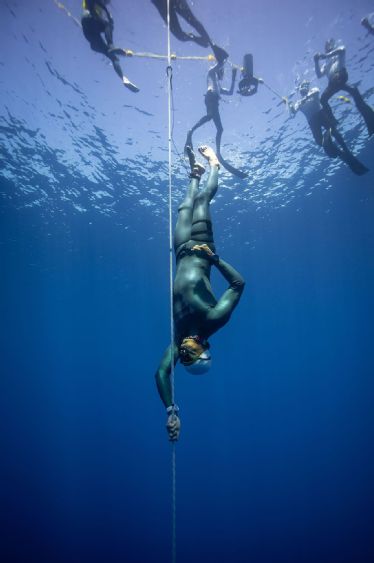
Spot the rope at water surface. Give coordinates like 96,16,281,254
166,1,177,563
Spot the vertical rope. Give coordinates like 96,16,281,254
166,2,176,563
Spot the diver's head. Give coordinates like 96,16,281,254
299,80,310,97
179,335,211,375
325,38,336,53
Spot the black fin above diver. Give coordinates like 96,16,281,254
238,53,259,97
184,132,194,156
357,99,374,137
322,129,340,158
211,44,229,64
217,150,247,179
185,144,196,170
340,151,369,175
323,130,368,175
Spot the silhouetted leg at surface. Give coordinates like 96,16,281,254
321,69,374,136
308,110,368,175
151,0,211,47
185,94,247,179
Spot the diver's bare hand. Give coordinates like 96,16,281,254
166,415,181,442
191,243,214,256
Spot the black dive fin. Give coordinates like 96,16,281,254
340,151,369,176
185,144,196,170
358,101,374,137
217,150,247,179
211,44,229,64
184,132,194,157
322,130,340,158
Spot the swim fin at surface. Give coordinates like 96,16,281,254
340,151,369,176
358,101,374,137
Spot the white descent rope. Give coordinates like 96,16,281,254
166,2,176,563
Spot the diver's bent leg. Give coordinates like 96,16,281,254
342,83,365,107
320,83,339,125
212,111,224,155
215,127,223,156
204,166,219,200
108,53,124,79
176,1,211,46
103,21,114,47
169,11,193,42
191,166,219,225
190,115,213,135
190,146,219,243
310,122,323,146
174,178,200,251
185,115,212,152
342,83,374,135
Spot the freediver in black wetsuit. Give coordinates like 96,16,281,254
286,81,368,175
151,0,211,47
314,38,374,136
155,145,245,441
81,0,139,92
184,52,247,179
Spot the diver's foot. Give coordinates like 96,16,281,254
123,77,139,93
189,34,210,48
185,145,196,170
198,145,220,168
191,162,206,178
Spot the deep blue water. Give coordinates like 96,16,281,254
1,1,374,562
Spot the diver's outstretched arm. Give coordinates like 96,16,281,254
155,343,181,441
155,343,179,408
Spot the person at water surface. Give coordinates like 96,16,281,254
314,38,374,136
151,0,212,47
287,80,368,175
81,0,139,92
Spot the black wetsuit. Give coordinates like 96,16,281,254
290,88,368,175
151,0,211,47
185,67,247,178
155,165,245,407
315,49,374,136
81,0,123,79
308,109,339,146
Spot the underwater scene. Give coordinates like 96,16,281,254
1,1,374,562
